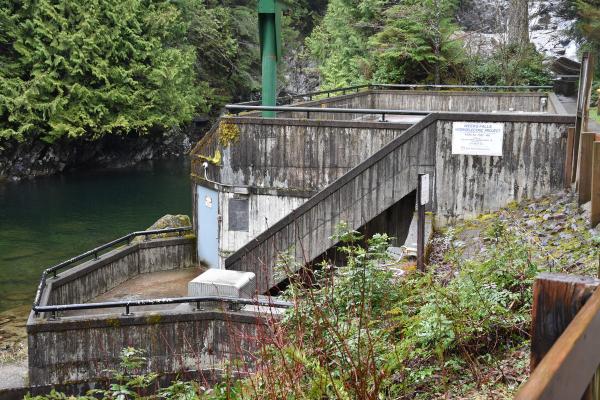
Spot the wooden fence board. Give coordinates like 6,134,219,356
517,273,600,400
565,127,575,188
592,141,600,227
579,132,598,204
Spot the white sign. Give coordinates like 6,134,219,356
452,122,504,156
420,174,430,205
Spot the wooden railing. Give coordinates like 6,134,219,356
515,273,600,399
563,52,599,228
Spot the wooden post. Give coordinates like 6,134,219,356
592,141,600,227
573,52,595,183
529,273,600,400
578,132,597,205
417,174,429,272
531,273,600,370
565,127,575,189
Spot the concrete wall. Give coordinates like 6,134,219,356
190,90,574,293
433,117,569,223
224,112,574,293
260,90,554,118
27,306,268,387
47,237,196,306
370,90,550,113
226,118,438,293
198,119,410,191
218,191,307,267
359,190,417,247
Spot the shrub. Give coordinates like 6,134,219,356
0,0,206,143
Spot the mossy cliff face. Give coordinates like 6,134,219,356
0,124,209,183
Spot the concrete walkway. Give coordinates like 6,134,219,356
0,360,27,390
558,94,600,131
66,267,204,316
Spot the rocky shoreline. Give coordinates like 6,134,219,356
0,124,208,183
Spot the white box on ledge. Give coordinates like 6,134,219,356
188,269,256,300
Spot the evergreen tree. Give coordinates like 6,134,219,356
370,0,466,84
0,0,205,142
306,0,466,87
305,0,376,89
575,0,600,53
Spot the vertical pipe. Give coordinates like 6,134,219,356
261,14,277,118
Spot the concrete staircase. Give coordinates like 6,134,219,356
225,115,438,293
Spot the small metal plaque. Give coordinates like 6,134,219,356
420,174,430,205
229,198,249,232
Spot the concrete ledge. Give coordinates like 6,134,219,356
27,304,277,387
371,89,550,97
42,236,196,307
50,244,139,286
27,307,270,334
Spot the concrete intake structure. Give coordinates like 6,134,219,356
191,88,574,293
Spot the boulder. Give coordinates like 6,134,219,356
132,214,192,243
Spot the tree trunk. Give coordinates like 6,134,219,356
507,0,529,47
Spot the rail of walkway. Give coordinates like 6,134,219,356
32,226,292,317
236,83,553,105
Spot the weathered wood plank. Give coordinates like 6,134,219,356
579,132,598,204
592,141,600,227
530,273,600,370
565,127,575,188
517,273,600,400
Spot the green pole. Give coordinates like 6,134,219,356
260,13,277,118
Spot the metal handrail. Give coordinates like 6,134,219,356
32,226,193,312
225,104,552,122
371,83,553,91
226,104,431,122
233,83,553,106
34,295,292,319
235,84,370,106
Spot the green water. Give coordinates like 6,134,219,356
0,159,192,312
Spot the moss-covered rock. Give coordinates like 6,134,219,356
132,214,192,243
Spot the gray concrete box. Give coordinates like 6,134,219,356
188,269,256,299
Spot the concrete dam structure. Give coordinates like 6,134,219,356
21,85,574,394
191,86,573,293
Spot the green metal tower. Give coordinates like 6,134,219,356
258,0,286,117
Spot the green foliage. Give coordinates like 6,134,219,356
387,223,536,394
250,222,537,398
254,225,397,398
305,0,373,89
0,0,206,142
575,0,600,53
306,0,553,88
306,0,468,88
369,0,467,84
87,347,158,400
468,44,552,86
177,0,261,105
